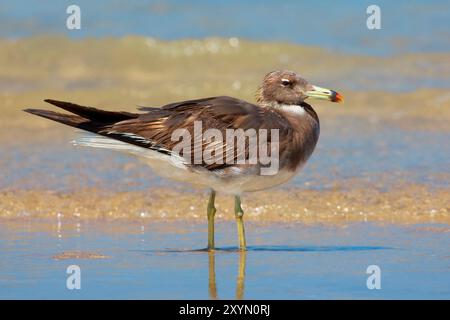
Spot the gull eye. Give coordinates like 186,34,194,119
281,79,291,86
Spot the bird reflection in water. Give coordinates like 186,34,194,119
208,250,247,299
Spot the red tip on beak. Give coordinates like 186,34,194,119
332,91,344,103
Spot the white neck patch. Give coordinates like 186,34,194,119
277,104,306,116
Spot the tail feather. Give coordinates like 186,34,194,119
24,100,169,152
24,99,140,134
24,102,187,164
23,108,112,138
24,108,90,128
43,99,138,122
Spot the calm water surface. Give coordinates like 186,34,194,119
1,221,449,299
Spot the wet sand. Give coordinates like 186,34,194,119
0,184,449,224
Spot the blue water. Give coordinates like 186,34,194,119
1,220,449,299
1,0,450,55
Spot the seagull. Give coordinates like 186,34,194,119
24,70,343,251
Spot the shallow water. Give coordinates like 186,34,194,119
1,220,449,299
2,0,450,56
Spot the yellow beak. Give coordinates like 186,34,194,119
305,85,344,103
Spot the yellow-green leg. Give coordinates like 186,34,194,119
236,250,247,299
207,190,217,250
234,195,247,250
208,251,218,299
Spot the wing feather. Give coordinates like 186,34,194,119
100,96,291,171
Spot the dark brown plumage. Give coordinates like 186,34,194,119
24,70,343,250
